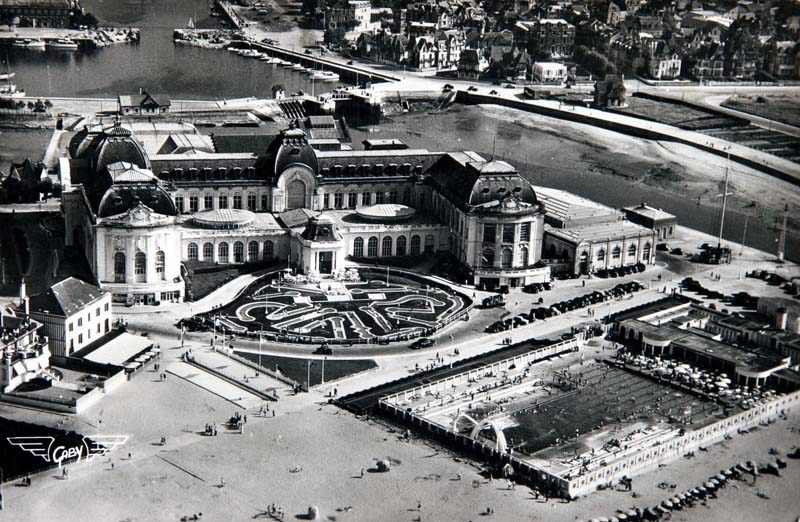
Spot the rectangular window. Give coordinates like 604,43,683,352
334,192,343,209
78,318,83,327
348,193,357,208
388,191,397,204
78,333,83,344
323,193,330,208
520,223,531,242
233,194,243,209
104,303,109,312
503,224,515,243
361,192,371,206
69,322,74,332
375,192,385,204
483,224,496,243
96,307,100,317
189,196,199,212
218,194,228,209
204,194,214,209
247,194,257,211
261,194,268,210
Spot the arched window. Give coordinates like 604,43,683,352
218,193,228,209
627,244,637,258
203,242,213,261
334,191,343,209
156,251,165,280
134,252,146,283
175,196,184,213
264,240,274,259
248,241,259,262
233,193,243,209
287,179,306,209
596,249,605,262
642,243,651,261
382,236,393,256
518,246,529,266
233,241,244,263
204,193,213,209
188,243,198,261
353,237,364,257
189,195,199,212
396,236,407,256
482,248,494,267
612,246,621,260
424,234,435,253
247,193,256,211
410,235,421,255
114,252,125,283
218,242,229,263
501,248,513,268
367,236,378,257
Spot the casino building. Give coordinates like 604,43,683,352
61,117,552,303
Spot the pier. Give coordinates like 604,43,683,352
215,0,245,30
0,26,140,49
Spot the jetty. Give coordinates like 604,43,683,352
0,26,140,49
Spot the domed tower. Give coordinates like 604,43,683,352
262,127,320,212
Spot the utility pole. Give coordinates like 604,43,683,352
717,154,732,249
776,203,788,262
740,215,748,255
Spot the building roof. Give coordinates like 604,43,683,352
544,219,654,245
211,133,279,155
28,277,106,318
428,152,539,213
535,186,620,226
277,208,320,229
623,202,677,224
118,92,171,109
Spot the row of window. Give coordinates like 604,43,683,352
351,235,435,257
483,223,532,244
174,192,268,213
321,188,414,210
480,246,529,268
67,303,110,332
580,243,651,262
187,240,275,263
113,251,165,283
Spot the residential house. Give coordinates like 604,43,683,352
324,0,374,43
27,277,113,357
765,40,799,79
514,18,575,59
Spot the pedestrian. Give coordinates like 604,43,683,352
361,467,365,477
111,462,115,471
220,477,226,487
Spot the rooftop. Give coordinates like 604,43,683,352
28,277,106,318
544,220,653,244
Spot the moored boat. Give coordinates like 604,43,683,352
47,38,79,50
13,38,46,50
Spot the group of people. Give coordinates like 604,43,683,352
204,422,218,436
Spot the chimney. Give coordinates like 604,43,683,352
775,307,788,331
19,280,29,317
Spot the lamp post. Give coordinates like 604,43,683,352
322,356,327,385
0,465,4,511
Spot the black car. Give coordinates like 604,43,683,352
410,337,435,350
489,90,498,95
313,343,333,355
467,86,478,92
442,83,454,91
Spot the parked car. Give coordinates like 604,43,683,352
410,337,435,350
442,83,454,91
467,86,478,92
313,343,333,355
489,90,498,95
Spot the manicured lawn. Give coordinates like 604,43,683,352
722,93,800,128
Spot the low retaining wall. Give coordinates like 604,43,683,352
185,355,279,401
